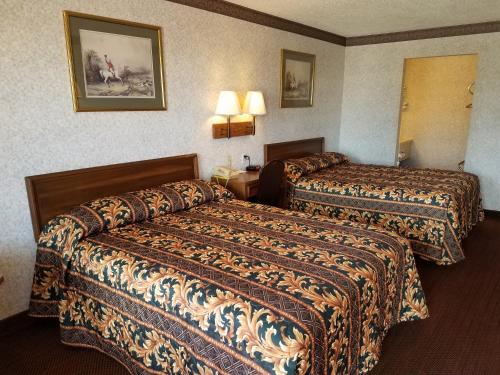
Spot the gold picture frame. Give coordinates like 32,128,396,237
280,49,315,108
63,11,166,112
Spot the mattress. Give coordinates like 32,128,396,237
30,179,428,374
285,154,483,265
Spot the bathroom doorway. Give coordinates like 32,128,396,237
397,54,478,170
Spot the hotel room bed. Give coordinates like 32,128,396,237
264,138,484,266
27,154,428,375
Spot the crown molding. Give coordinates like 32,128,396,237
165,0,346,46
165,1,500,47
347,21,500,46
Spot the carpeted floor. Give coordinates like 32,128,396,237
370,215,500,375
1,216,499,375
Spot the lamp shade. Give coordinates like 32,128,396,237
215,91,241,116
243,91,266,115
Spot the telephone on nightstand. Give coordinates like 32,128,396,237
212,166,244,180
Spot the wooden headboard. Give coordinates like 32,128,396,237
25,154,199,239
264,137,325,164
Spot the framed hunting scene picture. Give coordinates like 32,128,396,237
63,11,166,111
280,49,315,108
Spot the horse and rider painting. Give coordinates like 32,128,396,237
64,11,166,111
80,28,155,98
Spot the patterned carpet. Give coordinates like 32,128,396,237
1,215,499,375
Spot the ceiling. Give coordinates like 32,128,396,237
225,0,500,37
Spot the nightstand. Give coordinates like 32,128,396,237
211,171,260,201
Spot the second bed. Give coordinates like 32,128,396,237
264,138,483,265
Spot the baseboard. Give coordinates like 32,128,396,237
0,310,32,337
485,209,500,218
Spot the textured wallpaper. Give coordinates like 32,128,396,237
340,32,500,210
0,0,345,319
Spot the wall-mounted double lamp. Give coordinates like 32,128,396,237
213,90,266,139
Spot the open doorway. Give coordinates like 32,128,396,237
397,54,478,170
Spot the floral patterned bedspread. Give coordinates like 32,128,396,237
285,155,484,265
30,179,428,375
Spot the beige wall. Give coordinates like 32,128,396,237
0,0,345,319
340,33,500,210
399,55,477,170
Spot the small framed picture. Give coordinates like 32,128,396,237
280,49,315,108
63,11,166,111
